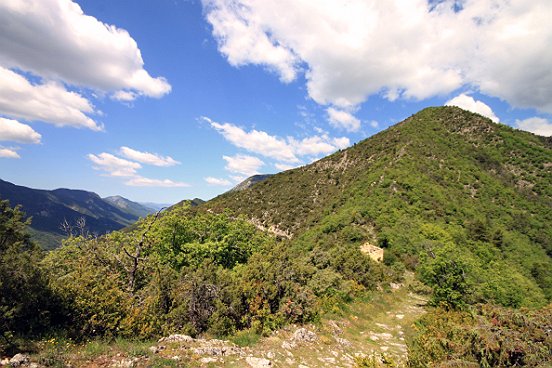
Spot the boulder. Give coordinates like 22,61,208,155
245,356,272,367
9,354,30,367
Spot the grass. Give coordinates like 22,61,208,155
229,328,261,347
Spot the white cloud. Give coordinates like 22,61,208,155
88,151,187,187
0,118,41,144
206,116,351,161
204,117,299,162
0,0,170,99
332,137,350,150
223,154,264,176
445,93,499,123
112,90,137,102
230,175,246,183
275,162,297,171
327,107,361,132
119,146,180,167
0,67,102,130
515,117,552,137
370,120,379,128
203,0,552,113
205,176,232,186
87,152,141,177
125,176,189,187
0,147,20,159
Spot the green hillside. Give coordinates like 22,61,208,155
208,106,552,306
2,107,550,366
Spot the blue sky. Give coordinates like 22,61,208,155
0,0,551,203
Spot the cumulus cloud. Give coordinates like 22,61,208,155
230,175,246,183
223,154,264,176
204,117,298,162
327,107,361,132
202,0,552,113
0,0,169,130
125,177,189,187
0,0,170,98
0,67,102,130
274,162,298,171
119,146,180,167
0,117,41,144
87,147,190,188
205,116,350,162
205,176,232,186
445,93,499,122
0,147,20,159
515,117,552,137
87,152,141,177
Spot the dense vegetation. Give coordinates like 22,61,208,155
408,304,552,367
1,200,385,354
210,107,552,308
1,107,551,366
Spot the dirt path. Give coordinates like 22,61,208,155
217,272,428,367
36,274,427,368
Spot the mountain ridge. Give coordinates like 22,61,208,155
0,179,149,248
205,106,552,306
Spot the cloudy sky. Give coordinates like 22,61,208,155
0,0,551,203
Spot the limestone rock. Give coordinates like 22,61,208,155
158,334,193,343
293,328,317,343
245,356,272,367
9,354,30,367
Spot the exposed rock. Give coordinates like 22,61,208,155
335,337,352,346
200,357,219,364
110,358,138,368
245,356,272,367
318,357,336,364
192,345,241,356
158,334,193,343
293,328,317,343
148,345,166,354
328,320,343,335
9,354,30,367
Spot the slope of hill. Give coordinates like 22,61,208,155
0,180,143,248
207,106,552,306
104,195,156,218
230,174,273,192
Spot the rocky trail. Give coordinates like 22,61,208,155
2,275,427,368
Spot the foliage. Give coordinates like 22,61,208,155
0,199,65,355
408,304,552,367
208,107,552,308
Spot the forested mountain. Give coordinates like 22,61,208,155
208,106,552,306
2,106,550,366
0,180,148,248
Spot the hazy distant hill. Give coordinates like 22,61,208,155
104,195,157,218
0,180,143,249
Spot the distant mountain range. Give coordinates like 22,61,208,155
0,179,170,249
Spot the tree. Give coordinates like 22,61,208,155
0,199,62,354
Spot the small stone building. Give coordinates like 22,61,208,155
360,243,384,262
